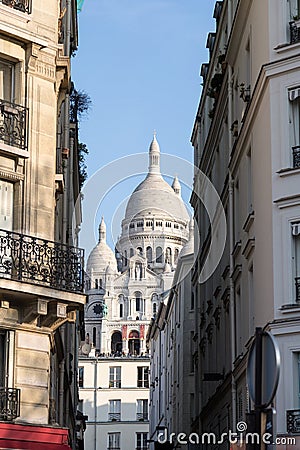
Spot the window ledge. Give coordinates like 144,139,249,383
277,167,300,177
280,303,300,313
0,3,32,23
0,142,29,159
243,211,255,232
274,41,300,53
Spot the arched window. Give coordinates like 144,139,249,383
153,302,157,316
111,331,122,354
128,330,140,355
99,279,103,289
135,291,142,312
137,247,143,256
95,279,98,289
165,247,172,264
118,294,124,318
130,248,134,257
93,327,96,347
156,246,163,263
120,304,123,318
146,246,152,264
123,250,127,267
174,248,179,264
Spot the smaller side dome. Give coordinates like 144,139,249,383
172,175,181,196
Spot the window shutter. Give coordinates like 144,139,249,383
0,180,13,230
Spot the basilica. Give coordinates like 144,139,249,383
78,134,192,450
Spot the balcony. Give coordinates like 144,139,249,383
0,388,20,420
287,409,300,433
292,146,300,168
0,0,31,14
290,20,300,44
296,277,300,302
0,229,84,293
136,412,148,421
0,99,28,153
108,412,121,421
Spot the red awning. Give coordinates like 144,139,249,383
0,422,72,449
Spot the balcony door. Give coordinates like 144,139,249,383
0,180,13,231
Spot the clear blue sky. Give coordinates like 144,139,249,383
72,0,216,256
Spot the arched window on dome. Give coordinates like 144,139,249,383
156,246,163,263
174,248,179,264
130,248,134,257
137,247,143,256
123,250,127,267
146,246,152,264
165,247,172,264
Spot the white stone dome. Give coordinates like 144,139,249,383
124,135,189,222
86,217,117,275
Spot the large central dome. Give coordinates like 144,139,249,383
124,134,189,222
117,134,190,274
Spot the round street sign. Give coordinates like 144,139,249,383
247,331,280,409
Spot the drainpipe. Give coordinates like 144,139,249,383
228,59,237,430
59,326,65,425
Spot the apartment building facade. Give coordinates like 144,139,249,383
189,0,300,447
0,0,86,448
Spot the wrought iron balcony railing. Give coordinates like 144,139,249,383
293,146,300,168
0,99,28,151
0,387,20,420
136,412,148,421
0,228,84,293
296,277,300,302
108,412,121,421
1,0,31,14
287,409,300,433
290,21,300,44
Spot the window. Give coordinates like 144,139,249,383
135,292,142,312
136,432,148,450
108,432,120,450
146,246,152,264
153,302,157,316
109,400,121,421
137,366,149,388
0,330,14,388
292,223,300,302
0,59,14,102
156,246,163,263
165,247,172,264
0,180,13,230
78,367,84,388
136,399,148,421
119,304,123,318
109,366,121,388
289,88,300,168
